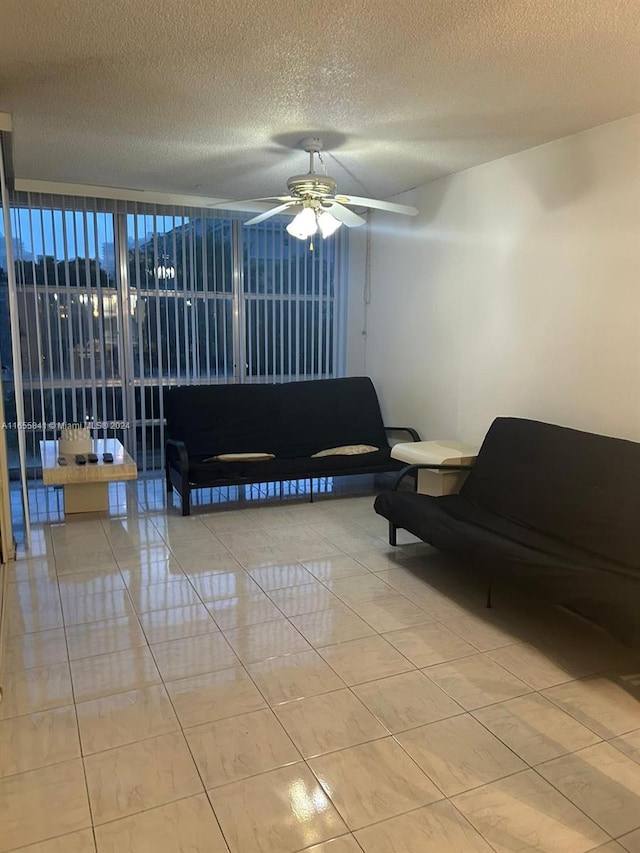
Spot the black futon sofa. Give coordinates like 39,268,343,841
165,376,418,515
375,417,640,645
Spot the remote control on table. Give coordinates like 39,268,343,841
87,453,98,463
75,454,87,465
57,456,68,466
103,452,114,463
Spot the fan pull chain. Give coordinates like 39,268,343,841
316,151,329,175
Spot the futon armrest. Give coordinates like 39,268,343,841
391,462,473,491
165,439,189,472
384,426,421,441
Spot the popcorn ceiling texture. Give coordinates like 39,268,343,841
0,0,638,200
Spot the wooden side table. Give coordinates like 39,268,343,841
391,440,479,496
40,438,137,513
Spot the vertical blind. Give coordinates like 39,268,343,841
2,194,348,473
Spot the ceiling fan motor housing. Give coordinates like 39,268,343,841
287,173,338,199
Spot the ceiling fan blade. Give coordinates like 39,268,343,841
324,202,366,227
244,202,299,226
208,196,294,209
334,194,419,216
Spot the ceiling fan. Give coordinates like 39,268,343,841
212,137,419,241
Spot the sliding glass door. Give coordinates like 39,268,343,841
6,201,122,472
125,210,235,470
2,195,348,475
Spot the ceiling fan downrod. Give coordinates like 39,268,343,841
287,138,338,198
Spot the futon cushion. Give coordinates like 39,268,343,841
164,383,281,458
276,377,389,457
375,490,636,577
164,377,390,461
460,418,640,568
188,448,399,485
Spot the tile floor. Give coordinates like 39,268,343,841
1,477,640,852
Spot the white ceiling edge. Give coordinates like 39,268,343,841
0,113,13,131
14,178,231,209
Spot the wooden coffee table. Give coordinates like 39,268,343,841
40,438,137,513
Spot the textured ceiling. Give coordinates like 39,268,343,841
0,0,639,202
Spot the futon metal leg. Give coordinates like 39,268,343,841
181,485,191,516
486,576,492,608
389,521,397,547
309,478,314,503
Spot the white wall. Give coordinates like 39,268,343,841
349,114,640,445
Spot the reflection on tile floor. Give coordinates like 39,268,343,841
2,476,640,852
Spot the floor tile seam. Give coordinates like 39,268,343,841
435,612,523,649
165,540,239,574
274,723,393,763
147,632,243,681
86,789,215,833
70,674,173,706
0,727,83,781
263,591,353,621
290,566,433,631
65,631,149,662
483,647,606,693
399,645,526,673
5,614,65,639
154,657,262,853
1,651,71,677
77,711,183,760
243,654,351,704
310,624,427,681
536,739,639,771
0,691,75,722
114,556,182,572
56,580,99,836
293,831,363,853
57,580,128,601
60,599,139,629
270,672,397,731
194,577,288,611
160,642,355,743
390,708,532,785
53,530,119,567
526,763,620,842
539,682,640,740
605,733,640,765
67,606,164,692
288,608,428,687
344,795,502,847
203,607,285,634
187,554,288,605
238,558,312,576
354,705,472,740
378,617,499,654
467,702,606,764
297,744,449,835
129,594,219,618
138,623,222,649
183,710,306,784
355,609,441,634
3,823,96,853
417,660,536,710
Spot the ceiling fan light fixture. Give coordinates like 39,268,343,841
317,210,342,238
286,205,318,239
